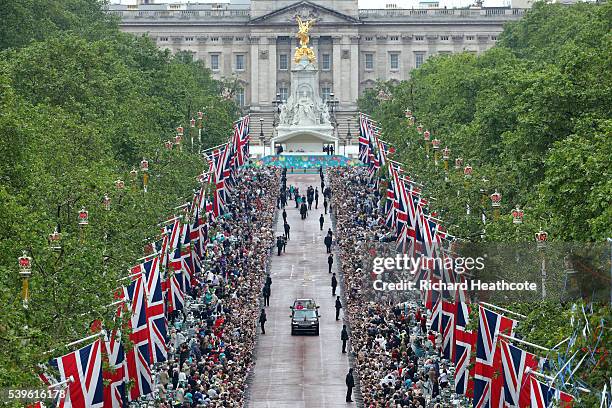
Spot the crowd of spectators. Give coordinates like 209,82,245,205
330,167,455,408
149,167,279,407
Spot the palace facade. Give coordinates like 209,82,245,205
108,0,527,138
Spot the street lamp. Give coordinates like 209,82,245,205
345,118,352,156
259,118,265,156
140,158,149,193
490,190,501,220
18,251,32,309
512,206,524,224
48,226,62,251
326,93,340,154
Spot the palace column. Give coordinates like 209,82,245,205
331,35,342,104
250,36,260,108
266,36,277,107
349,35,360,109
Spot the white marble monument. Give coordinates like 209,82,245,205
272,18,337,154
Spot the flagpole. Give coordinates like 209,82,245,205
76,299,126,317
174,203,190,210
201,143,229,155
551,350,579,383
526,368,590,394
45,332,104,355
479,302,527,318
47,375,74,389
499,333,552,352
552,336,570,350
118,271,144,281
136,251,161,262
157,216,181,226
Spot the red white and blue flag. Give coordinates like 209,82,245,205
473,305,517,408
441,300,457,361
123,277,153,401
499,339,541,408
50,339,104,408
528,373,574,408
102,330,127,408
455,299,477,397
132,257,167,364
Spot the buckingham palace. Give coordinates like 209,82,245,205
108,0,529,135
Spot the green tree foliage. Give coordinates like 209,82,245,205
359,1,611,243
0,1,238,388
358,2,611,403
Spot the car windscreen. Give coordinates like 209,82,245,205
293,310,317,320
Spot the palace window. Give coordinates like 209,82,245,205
279,54,289,70
390,35,399,41
415,52,425,68
365,36,374,41
466,35,475,41
365,53,374,70
185,37,194,42
235,87,245,107
279,87,289,102
210,36,219,42
491,35,498,41
321,86,331,100
322,53,331,70
235,54,245,71
389,53,400,70
235,37,244,41
210,54,220,71
159,37,168,42
440,35,449,41
415,35,424,41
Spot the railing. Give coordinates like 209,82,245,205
109,9,250,20
359,8,526,18
108,6,526,21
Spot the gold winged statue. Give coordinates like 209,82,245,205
294,16,317,64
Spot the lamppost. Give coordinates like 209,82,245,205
259,117,265,157
345,118,352,156
326,93,339,154
18,251,32,310
197,110,204,145
140,158,149,193
535,230,548,299
272,93,283,156
490,190,501,221
190,117,196,150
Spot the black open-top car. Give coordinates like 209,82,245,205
290,298,320,335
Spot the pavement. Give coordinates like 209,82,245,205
246,174,356,408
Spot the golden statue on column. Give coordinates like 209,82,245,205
294,16,317,64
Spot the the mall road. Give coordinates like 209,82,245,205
246,173,357,408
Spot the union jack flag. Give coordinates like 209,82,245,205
384,179,396,229
123,276,153,401
131,257,167,364
358,114,372,164
429,296,442,333
441,300,457,361
473,305,517,408
166,271,185,314
50,339,104,408
528,373,574,408
499,339,541,408
455,299,477,397
233,115,250,166
102,330,127,408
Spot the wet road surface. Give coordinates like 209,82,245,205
247,174,356,408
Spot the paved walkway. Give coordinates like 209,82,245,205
247,174,355,408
